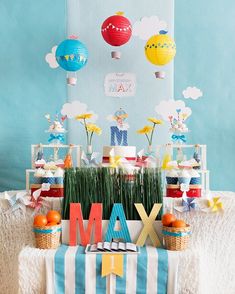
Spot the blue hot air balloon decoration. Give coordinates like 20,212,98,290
56,37,88,85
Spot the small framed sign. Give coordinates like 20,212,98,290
104,73,136,97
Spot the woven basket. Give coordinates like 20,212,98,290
33,224,61,249
162,225,191,251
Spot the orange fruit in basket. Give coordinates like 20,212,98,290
172,219,187,228
34,215,48,227
162,213,176,227
46,210,61,224
47,221,58,226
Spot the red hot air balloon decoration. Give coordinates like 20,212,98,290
101,12,132,59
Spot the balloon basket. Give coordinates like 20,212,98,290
67,77,77,86
111,51,121,59
155,71,166,79
67,72,77,86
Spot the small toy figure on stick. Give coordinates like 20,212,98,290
45,112,67,145
168,109,189,144
110,108,129,146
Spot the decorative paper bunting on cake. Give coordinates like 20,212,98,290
1,191,31,214
102,254,124,277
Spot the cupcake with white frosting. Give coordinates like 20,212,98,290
42,170,55,184
34,168,45,184
189,169,201,185
178,170,191,185
54,168,64,184
35,159,46,168
166,169,178,184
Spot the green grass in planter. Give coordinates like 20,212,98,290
62,167,163,220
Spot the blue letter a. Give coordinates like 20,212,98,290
105,204,131,242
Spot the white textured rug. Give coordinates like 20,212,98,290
1,191,235,294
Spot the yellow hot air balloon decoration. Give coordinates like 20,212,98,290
145,30,176,70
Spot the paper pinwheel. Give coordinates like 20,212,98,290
1,191,31,214
207,197,223,212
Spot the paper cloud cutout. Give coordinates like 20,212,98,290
61,101,98,122
155,99,192,121
132,16,168,40
45,46,59,69
183,87,203,100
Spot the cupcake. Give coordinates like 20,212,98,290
178,170,191,185
44,161,57,171
190,169,201,185
34,168,45,184
35,159,46,168
54,168,64,184
55,159,65,168
166,170,178,184
42,170,55,184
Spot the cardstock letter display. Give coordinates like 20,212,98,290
105,204,132,242
69,203,102,246
135,203,162,247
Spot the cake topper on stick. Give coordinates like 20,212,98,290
108,108,129,146
45,112,67,145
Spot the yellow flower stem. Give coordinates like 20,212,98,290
149,123,156,145
145,133,151,145
83,118,89,146
89,131,94,145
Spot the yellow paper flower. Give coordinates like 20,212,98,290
137,125,153,134
148,117,163,125
75,113,93,120
86,123,102,135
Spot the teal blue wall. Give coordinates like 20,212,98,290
0,1,66,191
175,0,235,191
68,0,174,152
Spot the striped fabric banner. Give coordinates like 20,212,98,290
45,245,174,294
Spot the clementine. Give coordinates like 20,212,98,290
46,210,61,224
47,221,58,226
162,213,176,227
33,215,48,227
172,219,187,228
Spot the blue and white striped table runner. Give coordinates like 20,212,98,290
45,245,178,294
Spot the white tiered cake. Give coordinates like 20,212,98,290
102,146,136,164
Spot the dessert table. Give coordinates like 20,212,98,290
1,191,235,294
